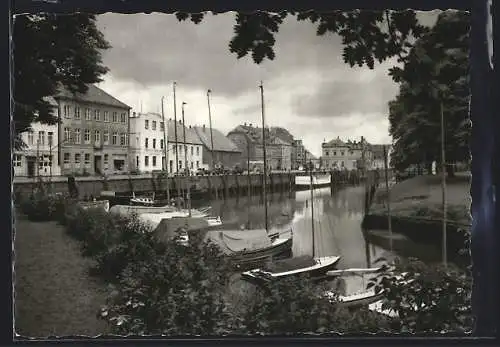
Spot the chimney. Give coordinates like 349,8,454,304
179,120,182,124
249,123,252,127
189,125,191,129
203,124,206,131
132,112,136,117
361,136,364,143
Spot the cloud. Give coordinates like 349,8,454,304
95,11,444,157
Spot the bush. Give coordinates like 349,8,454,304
19,191,75,222
99,239,235,335
368,258,472,334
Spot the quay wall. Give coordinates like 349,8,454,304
13,170,386,200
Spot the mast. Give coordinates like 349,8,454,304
259,81,269,233
207,89,218,200
182,102,191,217
161,96,170,202
383,145,392,253
440,101,447,267
309,156,315,258
173,82,181,208
247,136,251,228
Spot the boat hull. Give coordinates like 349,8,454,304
231,237,293,269
241,256,341,284
112,205,177,214
338,290,385,308
295,175,331,190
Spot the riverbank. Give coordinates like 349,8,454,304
14,212,110,337
369,174,471,227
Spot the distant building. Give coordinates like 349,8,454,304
193,125,242,170
54,84,131,175
321,136,373,171
128,112,167,173
167,119,204,174
292,139,306,169
13,97,61,177
371,144,392,170
304,150,321,170
227,123,293,171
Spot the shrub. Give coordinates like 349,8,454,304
19,191,75,222
99,239,235,336
368,258,472,334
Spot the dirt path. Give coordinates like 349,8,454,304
14,212,111,338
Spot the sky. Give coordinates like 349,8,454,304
96,11,439,157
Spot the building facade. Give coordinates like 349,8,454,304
13,97,62,177
55,84,131,176
129,112,167,173
371,144,392,170
193,125,242,170
292,139,306,170
227,123,293,171
320,136,373,171
167,119,204,174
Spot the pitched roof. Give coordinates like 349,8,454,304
167,119,203,145
193,126,241,153
270,127,295,144
55,84,131,109
228,124,293,146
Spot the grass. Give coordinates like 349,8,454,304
371,174,471,226
14,211,111,338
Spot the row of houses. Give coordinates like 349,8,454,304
13,84,391,178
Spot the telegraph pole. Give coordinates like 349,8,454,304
440,101,447,267
207,89,218,200
161,96,170,201
182,102,191,217
173,81,181,208
259,81,269,233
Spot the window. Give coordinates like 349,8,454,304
160,139,164,149
160,122,164,131
112,132,118,145
152,156,157,167
63,105,71,118
63,153,70,164
196,161,199,168
75,153,81,164
341,151,345,156
85,108,91,120
349,150,353,155
94,130,101,143
152,121,157,131
145,120,149,129
64,128,71,142
38,131,45,145
27,131,34,145
169,160,173,172
333,151,337,156
136,156,139,168
325,151,329,156
120,133,126,146
179,145,182,154
103,111,109,122
179,160,182,169
341,161,344,167
153,139,156,149
190,146,193,156
196,146,200,156
112,112,118,123
74,128,81,144
120,113,126,123
190,161,193,169
74,107,81,119
84,129,90,143
103,131,109,144
104,154,109,165
145,138,149,149
13,154,22,167
84,153,91,165
47,132,54,146
144,156,149,167
94,109,100,121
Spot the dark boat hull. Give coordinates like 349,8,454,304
230,237,293,269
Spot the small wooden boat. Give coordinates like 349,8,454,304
111,204,177,214
202,228,293,268
335,288,385,308
241,256,340,283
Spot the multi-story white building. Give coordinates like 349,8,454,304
371,144,392,170
129,112,167,172
13,97,62,177
167,119,204,174
320,136,373,171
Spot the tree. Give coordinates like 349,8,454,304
387,12,470,175
175,10,429,67
13,14,110,144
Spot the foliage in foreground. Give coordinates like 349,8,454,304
369,258,472,334
24,197,472,336
18,190,75,222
